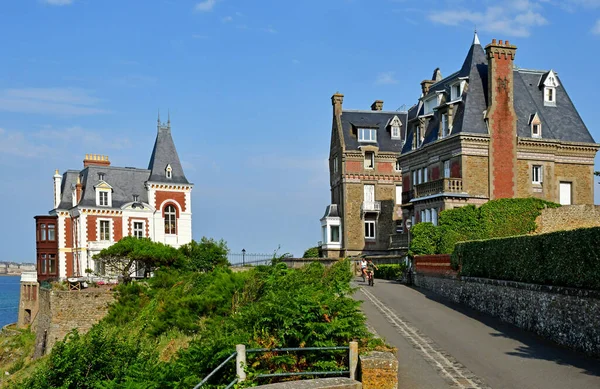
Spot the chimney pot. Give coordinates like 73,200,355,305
505,40,510,46
371,100,384,111
492,39,497,44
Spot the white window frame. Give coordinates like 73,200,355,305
432,208,438,226
358,128,377,143
391,125,401,140
532,123,541,138
165,164,173,179
364,151,375,169
164,205,177,235
133,221,144,238
424,96,437,114
423,167,428,183
364,220,376,240
443,160,451,178
99,219,111,242
412,170,417,187
330,225,340,243
532,165,543,184
97,190,111,207
417,168,423,185
395,160,401,172
395,185,402,205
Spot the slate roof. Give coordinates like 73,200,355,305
401,34,595,154
340,110,408,152
55,122,190,211
148,125,189,184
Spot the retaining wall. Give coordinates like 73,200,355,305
414,273,600,357
34,286,115,358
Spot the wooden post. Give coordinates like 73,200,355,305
236,344,247,382
349,341,358,380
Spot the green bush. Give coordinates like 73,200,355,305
453,227,600,290
411,198,560,255
409,223,439,255
374,264,406,280
302,246,321,258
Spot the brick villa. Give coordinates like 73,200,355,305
320,33,599,258
34,115,193,281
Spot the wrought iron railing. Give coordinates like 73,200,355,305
414,178,463,198
361,201,381,213
194,343,358,388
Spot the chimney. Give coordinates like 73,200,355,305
53,169,62,209
370,100,384,111
331,92,344,116
83,154,111,168
421,79,434,96
485,38,518,200
75,175,83,204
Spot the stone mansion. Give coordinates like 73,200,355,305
34,116,193,281
320,33,599,258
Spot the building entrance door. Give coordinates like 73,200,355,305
559,182,572,205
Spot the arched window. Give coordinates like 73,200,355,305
164,205,177,234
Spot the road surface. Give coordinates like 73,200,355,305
354,279,600,389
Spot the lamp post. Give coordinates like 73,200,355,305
242,249,246,267
405,219,413,285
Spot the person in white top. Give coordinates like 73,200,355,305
360,258,368,282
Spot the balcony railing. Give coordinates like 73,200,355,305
389,233,409,249
414,178,463,199
361,201,381,213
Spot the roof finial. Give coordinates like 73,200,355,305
167,109,171,127
157,109,161,124
473,28,480,45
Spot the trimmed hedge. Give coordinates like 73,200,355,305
411,198,560,255
374,264,406,280
452,227,600,290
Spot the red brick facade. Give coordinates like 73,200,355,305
378,162,394,173
346,161,362,173
415,254,457,277
155,191,186,213
86,216,123,242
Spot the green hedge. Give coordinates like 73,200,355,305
452,227,600,290
411,198,560,255
374,264,406,280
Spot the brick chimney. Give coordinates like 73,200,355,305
371,100,383,111
75,175,83,204
485,39,517,200
331,92,344,116
83,154,110,168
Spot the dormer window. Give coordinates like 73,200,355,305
424,96,437,114
388,116,402,140
450,80,466,101
529,113,542,138
98,173,105,181
541,70,559,107
94,181,113,207
441,113,450,138
165,164,173,179
358,128,377,143
99,191,108,206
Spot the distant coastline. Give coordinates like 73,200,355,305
0,262,36,277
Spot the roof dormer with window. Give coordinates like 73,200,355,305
450,79,466,102
388,116,402,140
165,164,173,179
358,128,377,143
540,70,559,107
529,113,542,138
95,181,113,207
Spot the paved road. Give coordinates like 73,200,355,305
354,278,600,389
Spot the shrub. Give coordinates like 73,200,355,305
453,227,600,290
302,246,321,258
374,264,406,280
409,222,439,255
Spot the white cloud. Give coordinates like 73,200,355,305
0,128,52,158
0,87,108,116
593,19,600,34
195,0,217,12
42,0,73,5
222,15,233,22
429,0,548,37
375,71,398,85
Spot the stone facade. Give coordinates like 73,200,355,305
33,286,115,358
535,204,600,234
414,274,600,357
358,351,398,389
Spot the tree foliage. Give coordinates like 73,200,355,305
302,246,321,258
178,237,229,272
93,237,184,284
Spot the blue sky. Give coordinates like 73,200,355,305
2,0,600,261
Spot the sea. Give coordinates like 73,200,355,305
0,276,20,328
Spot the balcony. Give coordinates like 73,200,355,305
414,178,463,199
361,201,381,213
389,233,409,249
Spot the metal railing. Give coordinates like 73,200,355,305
414,178,463,199
194,342,358,388
361,201,381,213
228,252,273,267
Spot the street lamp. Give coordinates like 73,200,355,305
242,249,246,267
405,219,413,285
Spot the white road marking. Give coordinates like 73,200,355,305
360,286,489,389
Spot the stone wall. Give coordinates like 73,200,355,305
414,274,600,357
34,286,115,358
535,204,600,234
